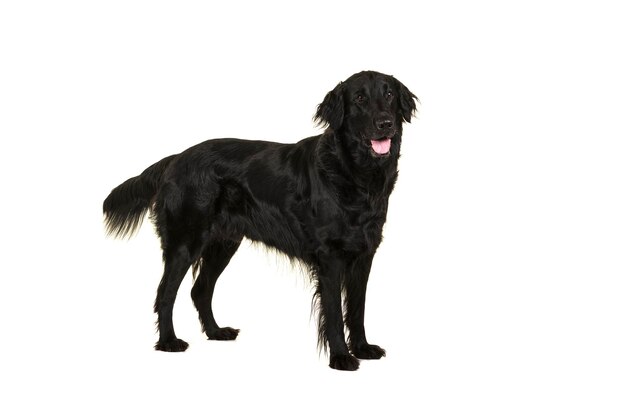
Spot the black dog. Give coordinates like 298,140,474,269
103,71,417,371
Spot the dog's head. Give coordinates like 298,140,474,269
314,71,417,160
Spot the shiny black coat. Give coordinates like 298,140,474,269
103,71,417,371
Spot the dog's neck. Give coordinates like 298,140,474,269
317,130,399,198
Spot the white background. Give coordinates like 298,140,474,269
1,0,625,415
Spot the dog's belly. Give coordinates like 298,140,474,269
240,211,384,262
241,209,304,256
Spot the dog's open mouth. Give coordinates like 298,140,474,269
370,137,392,156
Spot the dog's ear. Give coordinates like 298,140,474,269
394,77,418,123
314,82,345,130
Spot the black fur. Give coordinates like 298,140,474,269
103,71,417,371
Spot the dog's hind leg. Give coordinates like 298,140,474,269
191,238,242,341
153,243,195,352
152,182,212,351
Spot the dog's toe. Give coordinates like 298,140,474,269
329,354,360,371
155,338,189,352
352,344,386,360
207,327,240,341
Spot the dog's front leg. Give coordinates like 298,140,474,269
344,255,386,360
316,258,360,371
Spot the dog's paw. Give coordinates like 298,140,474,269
352,344,386,360
207,327,240,341
154,338,189,352
329,353,360,371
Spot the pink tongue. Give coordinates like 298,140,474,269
371,138,391,155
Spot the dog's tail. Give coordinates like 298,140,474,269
103,154,177,239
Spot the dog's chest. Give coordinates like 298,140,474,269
311,195,387,255
346,205,386,252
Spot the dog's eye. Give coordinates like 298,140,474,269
355,94,366,104
385,91,394,101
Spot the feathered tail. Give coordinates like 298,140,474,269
103,155,177,238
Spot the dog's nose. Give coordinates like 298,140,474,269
375,118,394,130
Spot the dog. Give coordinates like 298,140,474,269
103,71,417,370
